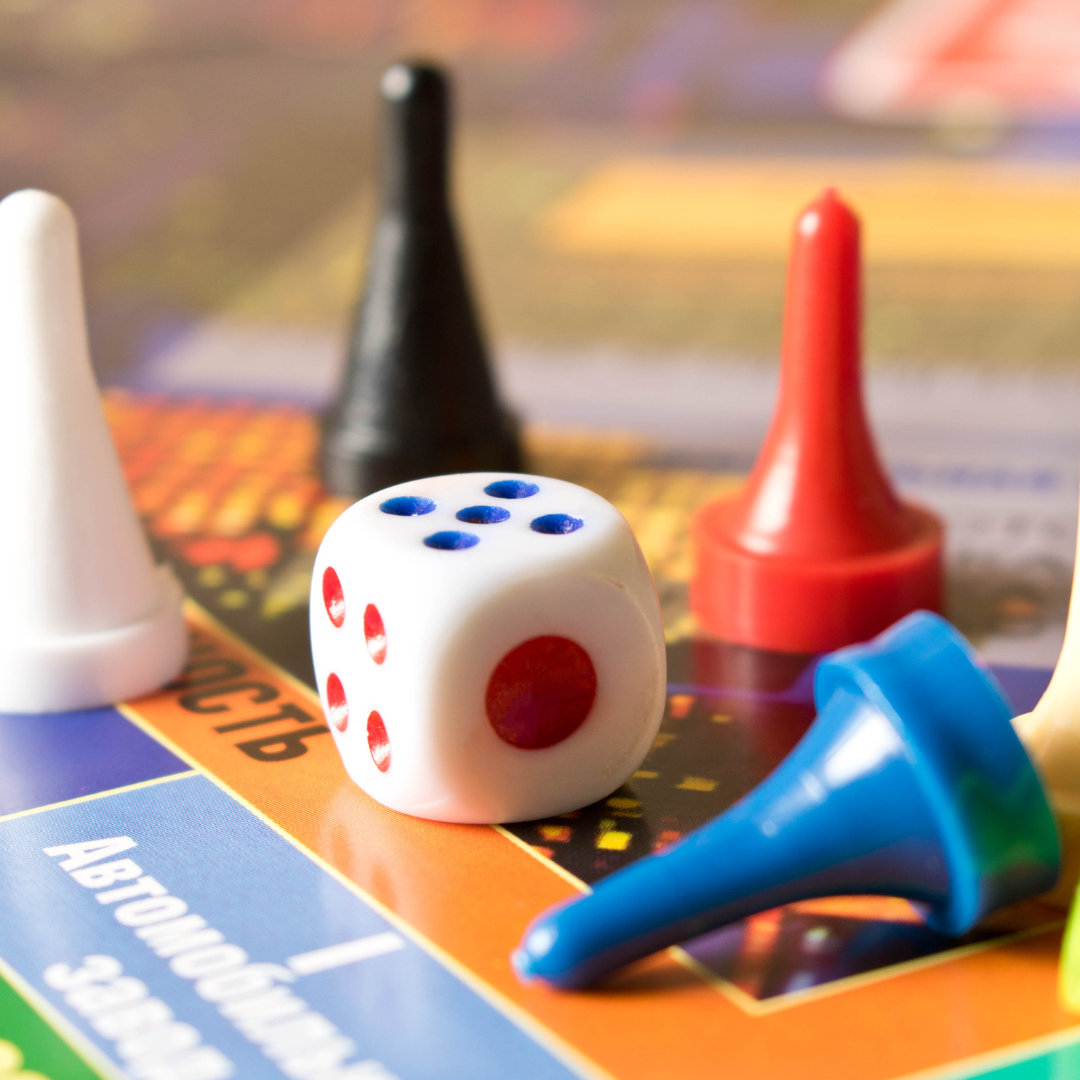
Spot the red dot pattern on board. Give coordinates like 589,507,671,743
485,636,597,750
364,604,387,664
182,537,234,567
326,673,348,732
367,711,391,771
323,566,345,628
231,532,281,573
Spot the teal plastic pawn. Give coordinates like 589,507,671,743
513,611,1060,990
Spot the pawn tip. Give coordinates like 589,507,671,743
381,61,445,103
0,188,76,246
510,946,537,984
796,186,857,239
512,921,556,983
511,910,600,990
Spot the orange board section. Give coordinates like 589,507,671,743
123,603,1076,1080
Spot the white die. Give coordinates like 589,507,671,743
309,472,666,824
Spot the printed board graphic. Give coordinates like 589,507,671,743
0,774,581,1080
825,0,1080,120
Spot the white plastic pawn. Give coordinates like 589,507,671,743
310,472,666,823
0,189,187,712
1015,502,1080,905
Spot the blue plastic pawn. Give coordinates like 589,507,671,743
513,611,1060,990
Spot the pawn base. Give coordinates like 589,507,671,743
0,566,187,714
691,499,943,654
321,415,522,501
1031,797,1080,909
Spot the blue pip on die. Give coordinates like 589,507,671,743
514,611,1061,989
310,472,666,824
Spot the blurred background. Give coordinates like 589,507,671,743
4,0,1080,381
6,0,1080,661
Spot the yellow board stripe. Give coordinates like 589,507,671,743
539,158,1080,267
0,771,193,826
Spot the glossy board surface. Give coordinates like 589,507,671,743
0,396,1074,1080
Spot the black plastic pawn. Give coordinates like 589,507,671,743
321,62,521,498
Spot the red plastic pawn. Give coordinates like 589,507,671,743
691,189,942,654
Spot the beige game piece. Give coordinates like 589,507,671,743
1015,504,1080,905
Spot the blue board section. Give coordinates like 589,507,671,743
0,774,578,1080
0,707,190,817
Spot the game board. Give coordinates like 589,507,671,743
0,392,1075,1080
